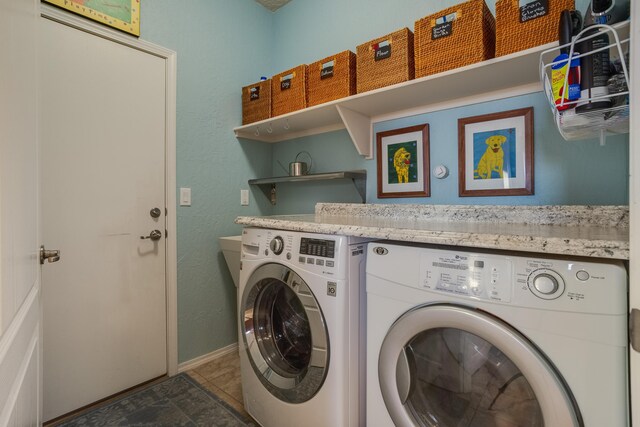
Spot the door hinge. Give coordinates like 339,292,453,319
630,308,640,353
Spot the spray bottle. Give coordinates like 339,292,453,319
575,0,629,113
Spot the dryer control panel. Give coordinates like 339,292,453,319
420,251,513,302
365,242,627,314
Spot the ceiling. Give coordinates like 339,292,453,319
255,0,292,12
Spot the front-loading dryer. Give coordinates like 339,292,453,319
238,227,368,427
366,242,628,427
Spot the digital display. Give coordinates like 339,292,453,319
474,260,485,268
300,238,335,259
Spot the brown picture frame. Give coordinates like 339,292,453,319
458,107,534,197
376,124,430,198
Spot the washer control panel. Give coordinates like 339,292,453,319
300,237,335,259
242,228,353,279
420,251,513,302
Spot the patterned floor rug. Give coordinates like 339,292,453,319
57,373,257,427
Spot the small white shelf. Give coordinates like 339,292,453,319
249,170,367,205
234,40,560,158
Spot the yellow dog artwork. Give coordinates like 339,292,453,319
474,134,507,179
393,147,412,183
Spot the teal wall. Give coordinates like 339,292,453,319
271,93,629,214
139,0,629,363
140,1,275,363
270,0,628,214
271,0,592,67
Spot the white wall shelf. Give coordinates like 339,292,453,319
249,170,366,205
539,21,630,144
234,40,559,159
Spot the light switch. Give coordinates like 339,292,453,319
241,189,249,206
180,187,191,206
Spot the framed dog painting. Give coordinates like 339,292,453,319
458,108,534,197
376,124,430,198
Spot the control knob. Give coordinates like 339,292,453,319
532,274,558,294
269,236,284,255
527,268,565,300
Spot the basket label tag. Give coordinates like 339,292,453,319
432,21,453,40
249,86,260,100
374,44,391,61
320,66,334,79
321,60,335,79
520,0,548,22
280,75,293,90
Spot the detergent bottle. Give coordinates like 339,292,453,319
551,9,582,111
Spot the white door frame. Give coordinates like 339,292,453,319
40,4,178,376
629,2,639,426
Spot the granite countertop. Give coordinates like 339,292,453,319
235,203,629,260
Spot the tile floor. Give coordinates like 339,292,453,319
47,350,253,426
186,350,254,421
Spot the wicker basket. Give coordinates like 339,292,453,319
241,79,271,125
271,65,308,117
496,0,575,57
307,50,356,107
414,0,495,78
356,28,414,94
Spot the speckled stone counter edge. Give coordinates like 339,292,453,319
314,203,629,228
235,204,629,259
234,216,628,259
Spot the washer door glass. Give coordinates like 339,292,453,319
241,263,329,403
379,304,581,427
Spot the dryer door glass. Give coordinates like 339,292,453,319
378,304,581,427
404,328,543,426
241,263,329,403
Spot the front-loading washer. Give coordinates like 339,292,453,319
366,241,628,427
238,227,368,427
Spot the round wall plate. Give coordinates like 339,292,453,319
433,165,449,179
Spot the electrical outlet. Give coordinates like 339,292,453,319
241,189,249,206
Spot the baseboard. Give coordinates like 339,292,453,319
177,343,239,373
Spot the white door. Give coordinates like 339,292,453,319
0,0,42,425
39,17,168,421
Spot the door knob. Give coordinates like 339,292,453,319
150,207,162,218
40,245,61,264
140,230,162,241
